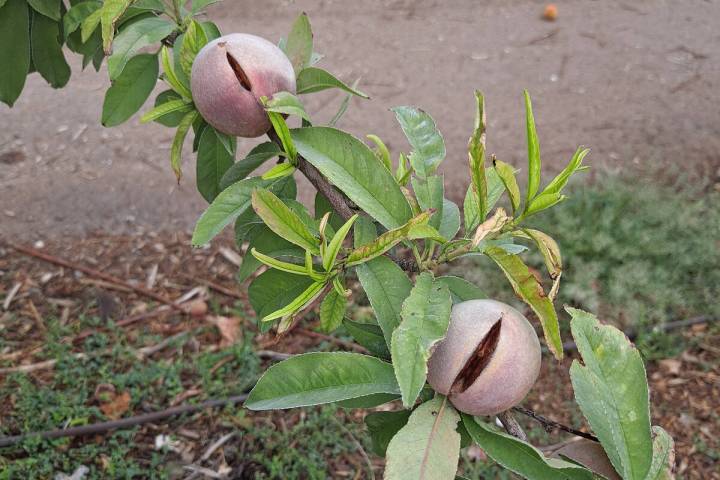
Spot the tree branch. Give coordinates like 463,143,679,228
265,131,419,272
512,406,599,442
497,410,528,442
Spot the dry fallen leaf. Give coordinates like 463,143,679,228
208,315,241,347
100,391,131,420
659,358,682,376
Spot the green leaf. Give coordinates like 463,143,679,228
328,78,361,127
493,158,521,215
200,20,221,41
193,177,274,246
525,192,567,217
245,352,399,410
392,106,446,179
27,0,60,20
645,426,674,480
248,268,314,322
292,127,413,230
296,66,369,98
265,91,310,122
260,162,295,180
343,319,390,358
412,175,444,230
219,142,283,190
345,212,431,266
365,410,411,456
107,16,174,80
140,97,192,124
99,0,133,54
323,214,358,271
251,189,319,254
190,0,220,14
463,166,504,232
436,276,485,303
170,110,198,181
261,279,325,322
101,53,158,127
284,12,313,74
385,396,461,480
160,45,192,100
467,90,488,222
179,20,208,77
80,7,102,43
63,1,101,40
541,146,590,197
438,198,461,241
238,226,303,282
336,393,399,409
366,134,392,171
251,248,307,276
391,273,452,407
568,308,653,479
356,256,411,348
0,0,30,107
461,414,595,480
485,246,563,359
266,109,297,161
524,90,542,204
30,9,71,89
196,126,234,203
353,215,377,247
319,289,346,332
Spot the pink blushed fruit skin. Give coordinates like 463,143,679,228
190,33,296,138
427,299,541,416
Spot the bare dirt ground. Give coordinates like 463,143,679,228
2,0,719,241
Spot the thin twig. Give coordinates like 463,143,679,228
200,432,236,462
8,242,185,312
178,273,243,300
265,132,419,272
512,406,599,442
0,395,249,448
296,328,369,354
497,410,528,442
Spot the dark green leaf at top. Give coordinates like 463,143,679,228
101,53,158,127
63,1,102,40
30,9,71,89
0,0,30,107
196,126,234,203
27,0,60,20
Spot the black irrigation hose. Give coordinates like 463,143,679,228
0,394,248,449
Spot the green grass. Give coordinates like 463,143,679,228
454,174,719,359
0,311,366,479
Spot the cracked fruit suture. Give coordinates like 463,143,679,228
427,299,541,416
190,33,296,138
